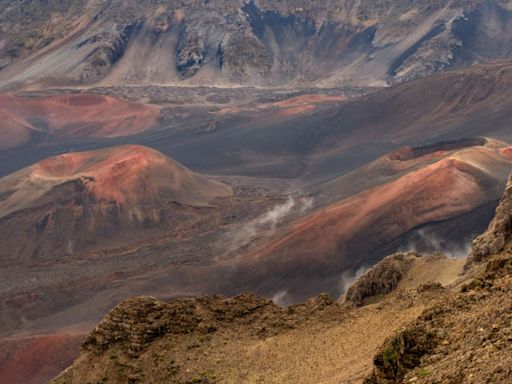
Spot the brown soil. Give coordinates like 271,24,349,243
50,251,467,384
51,293,428,384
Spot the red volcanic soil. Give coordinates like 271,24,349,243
500,147,512,160
0,93,160,149
0,145,233,261
34,145,170,205
0,108,35,149
247,149,510,270
0,145,233,221
276,104,317,117
30,145,232,207
0,335,83,384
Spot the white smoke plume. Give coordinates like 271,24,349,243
403,228,472,260
271,290,290,307
339,265,370,294
225,196,314,253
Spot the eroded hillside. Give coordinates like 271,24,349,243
2,0,512,88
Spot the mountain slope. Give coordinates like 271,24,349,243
50,174,512,384
0,144,236,383
213,138,512,302
50,255,458,384
2,0,512,88
127,60,512,182
1,138,508,349
2,61,512,183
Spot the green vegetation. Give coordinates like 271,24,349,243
382,340,400,367
417,367,432,377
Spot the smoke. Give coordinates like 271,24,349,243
297,196,314,213
271,290,290,307
339,265,370,295
225,196,314,252
257,197,297,230
403,228,472,260
67,240,74,255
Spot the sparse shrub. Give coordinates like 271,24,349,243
417,367,432,377
366,327,437,383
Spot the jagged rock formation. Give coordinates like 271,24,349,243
364,327,438,384
471,175,512,262
52,293,339,384
3,0,512,88
81,293,284,357
0,0,92,70
366,251,512,383
345,253,420,306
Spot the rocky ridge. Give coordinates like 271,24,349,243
3,0,512,88
471,175,512,262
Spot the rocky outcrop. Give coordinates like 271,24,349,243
78,21,142,82
0,93,160,149
345,253,419,306
471,175,512,262
0,0,89,69
366,249,512,384
82,293,284,357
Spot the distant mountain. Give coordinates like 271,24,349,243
2,0,512,89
